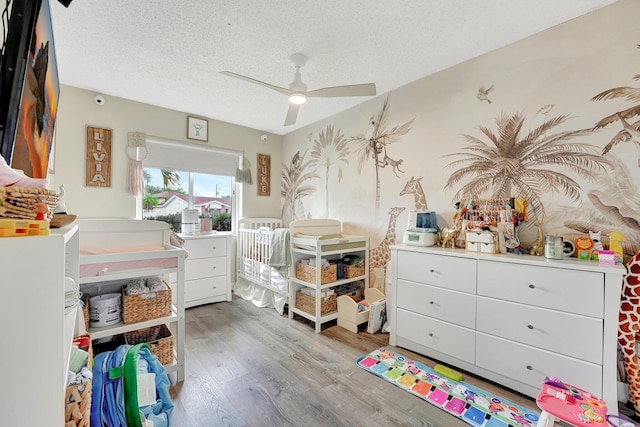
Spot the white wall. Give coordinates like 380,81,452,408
51,85,283,219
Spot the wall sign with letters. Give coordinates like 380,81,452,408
85,126,112,187
257,153,270,196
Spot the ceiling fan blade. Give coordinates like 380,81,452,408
284,103,300,126
220,71,293,96
306,83,376,98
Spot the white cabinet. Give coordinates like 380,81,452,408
390,245,625,414
0,223,79,426
289,234,369,332
181,234,231,308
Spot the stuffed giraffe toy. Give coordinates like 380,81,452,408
618,249,640,419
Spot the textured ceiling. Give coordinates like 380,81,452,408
49,0,618,135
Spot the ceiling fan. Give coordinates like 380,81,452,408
221,53,376,126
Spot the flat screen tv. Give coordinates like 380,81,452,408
0,0,59,178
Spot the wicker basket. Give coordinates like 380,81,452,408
65,334,92,427
121,284,172,324
295,291,337,315
343,263,365,279
0,186,57,221
125,324,174,365
296,262,337,284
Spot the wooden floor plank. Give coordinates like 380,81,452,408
169,296,544,426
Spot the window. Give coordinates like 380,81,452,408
140,135,242,232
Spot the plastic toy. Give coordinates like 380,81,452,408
609,231,627,264
575,237,594,260
536,377,607,427
434,364,463,381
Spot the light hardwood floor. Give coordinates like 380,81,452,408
167,296,549,427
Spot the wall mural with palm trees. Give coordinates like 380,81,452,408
281,1,640,282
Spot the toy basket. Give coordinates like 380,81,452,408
296,262,337,284
0,186,57,221
295,291,337,315
64,334,92,427
121,284,172,324
343,263,365,279
124,324,174,365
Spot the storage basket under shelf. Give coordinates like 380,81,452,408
295,291,337,316
65,334,93,427
121,284,172,324
124,324,174,365
296,262,337,284
343,263,365,279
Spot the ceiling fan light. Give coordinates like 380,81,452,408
289,93,307,104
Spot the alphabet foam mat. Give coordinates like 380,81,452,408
357,347,540,427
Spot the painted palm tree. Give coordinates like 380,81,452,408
350,96,414,207
310,124,349,217
281,150,319,225
444,111,607,221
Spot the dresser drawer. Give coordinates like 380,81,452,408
397,279,475,328
397,251,476,293
477,261,603,317
185,256,227,281
185,276,227,302
396,308,475,364
476,333,602,397
477,297,602,364
184,237,227,259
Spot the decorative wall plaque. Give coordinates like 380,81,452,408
257,153,270,196
85,126,112,187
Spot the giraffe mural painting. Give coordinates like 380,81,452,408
400,176,429,211
369,206,405,291
618,250,640,421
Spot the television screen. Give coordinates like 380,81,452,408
10,0,59,178
0,0,59,179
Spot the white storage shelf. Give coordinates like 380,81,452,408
78,219,185,382
389,244,625,416
288,224,369,333
0,222,79,425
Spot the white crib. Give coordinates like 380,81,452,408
234,218,289,313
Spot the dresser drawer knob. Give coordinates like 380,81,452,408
427,332,434,337
212,246,216,250
528,284,535,289
429,269,435,273
429,301,434,305
526,365,533,370
527,324,534,330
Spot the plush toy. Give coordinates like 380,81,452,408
589,230,603,260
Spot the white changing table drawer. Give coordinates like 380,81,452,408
477,296,602,364
396,308,475,364
477,260,603,318
397,250,476,293
476,332,602,396
397,279,475,329
185,276,227,303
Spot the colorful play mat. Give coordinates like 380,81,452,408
357,347,540,427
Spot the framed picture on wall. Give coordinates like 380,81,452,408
187,116,208,142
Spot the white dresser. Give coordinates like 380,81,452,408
389,244,625,414
181,233,231,308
